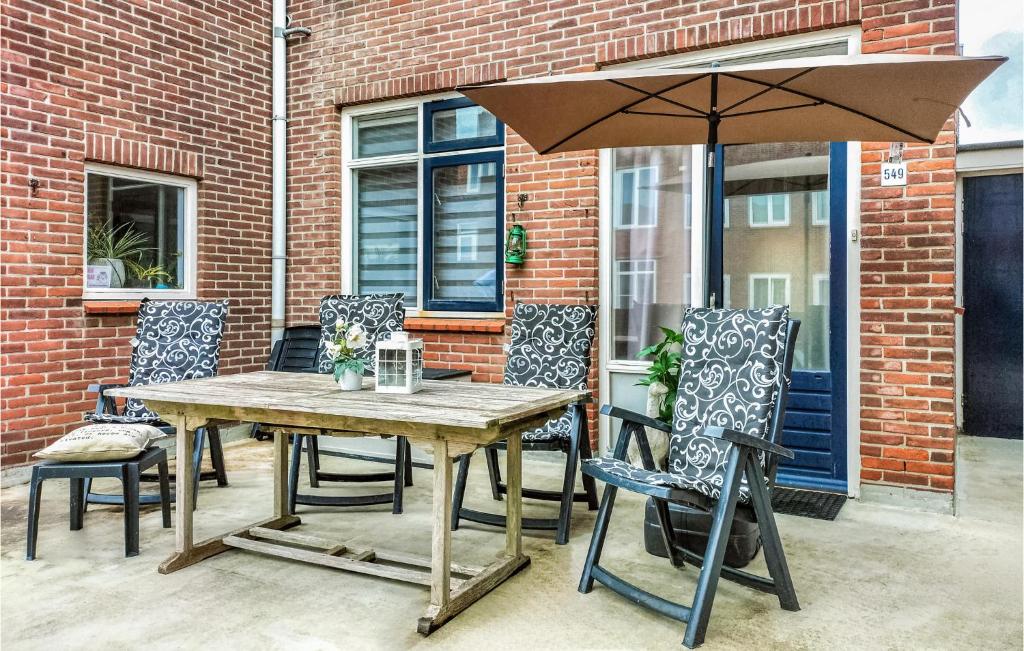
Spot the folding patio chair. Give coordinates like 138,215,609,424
85,298,230,508
450,303,599,545
579,306,800,649
287,293,413,515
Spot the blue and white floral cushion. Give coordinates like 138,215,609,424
87,300,230,425
503,303,596,444
585,306,789,502
315,293,405,373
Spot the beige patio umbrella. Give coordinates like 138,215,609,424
459,53,1005,302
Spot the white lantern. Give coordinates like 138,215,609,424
374,332,423,394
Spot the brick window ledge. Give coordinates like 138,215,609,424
84,300,140,315
405,317,504,334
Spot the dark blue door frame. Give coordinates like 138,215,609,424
709,143,848,493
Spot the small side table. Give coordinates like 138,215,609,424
26,446,171,560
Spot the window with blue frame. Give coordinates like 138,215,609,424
346,98,504,313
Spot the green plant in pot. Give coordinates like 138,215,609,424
126,260,174,288
637,326,684,423
86,222,150,288
629,326,684,469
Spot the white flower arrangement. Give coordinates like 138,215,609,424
328,322,368,379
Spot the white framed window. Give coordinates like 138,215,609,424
341,96,505,314
723,198,731,229
749,273,791,307
613,166,659,228
810,190,829,225
614,259,657,309
812,273,830,306
748,194,791,228
722,274,732,308
83,163,197,300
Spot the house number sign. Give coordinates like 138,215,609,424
881,162,907,187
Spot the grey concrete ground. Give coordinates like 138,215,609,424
1,436,1021,650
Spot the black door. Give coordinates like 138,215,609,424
962,173,1023,439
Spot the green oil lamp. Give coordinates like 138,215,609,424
504,223,526,264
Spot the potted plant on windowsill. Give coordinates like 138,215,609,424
125,261,175,289
86,222,150,289
630,326,684,470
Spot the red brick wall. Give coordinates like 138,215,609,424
2,0,964,496
1,0,273,467
858,0,959,491
285,0,861,447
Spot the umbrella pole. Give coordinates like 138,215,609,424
702,73,720,309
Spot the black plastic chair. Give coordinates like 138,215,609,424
250,325,321,441
450,303,599,545
26,447,171,560
287,294,413,515
579,307,800,649
85,299,230,508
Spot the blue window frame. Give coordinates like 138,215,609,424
423,97,504,154
423,151,504,312
347,97,505,314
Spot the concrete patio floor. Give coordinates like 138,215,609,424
2,435,1021,650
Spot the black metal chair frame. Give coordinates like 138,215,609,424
260,308,412,515
26,446,172,560
450,401,598,545
85,383,226,509
449,303,600,545
288,433,413,515
579,320,800,649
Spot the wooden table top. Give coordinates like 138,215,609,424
107,371,587,445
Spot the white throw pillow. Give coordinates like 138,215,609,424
33,424,167,462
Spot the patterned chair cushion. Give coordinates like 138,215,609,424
316,293,405,373
521,410,574,445
665,306,790,501
504,303,596,444
583,456,755,504
87,300,229,425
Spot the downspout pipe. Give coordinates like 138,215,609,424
270,4,309,343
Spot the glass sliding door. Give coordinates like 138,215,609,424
711,142,847,491
603,146,696,434
718,142,831,371
610,147,695,360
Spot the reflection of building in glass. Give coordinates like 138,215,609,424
610,142,833,371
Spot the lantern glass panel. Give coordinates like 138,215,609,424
412,348,423,386
378,348,405,388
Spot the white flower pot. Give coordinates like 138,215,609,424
90,258,126,288
337,369,362,391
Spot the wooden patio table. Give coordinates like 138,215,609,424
108,371,586,634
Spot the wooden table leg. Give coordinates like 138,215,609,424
417,439,530,635
505,433,523,558
159,417,299,574
430,440,453,609
160,414,196,573
273,429,288,518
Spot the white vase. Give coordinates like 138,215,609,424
337,369,362,391
627,382,671,470
90,258,126,288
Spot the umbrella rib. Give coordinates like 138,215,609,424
622,109,707,119
720,71,933,143
608,79,710,118
538,74,711,155
721,101,824,119
718,68,815,115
